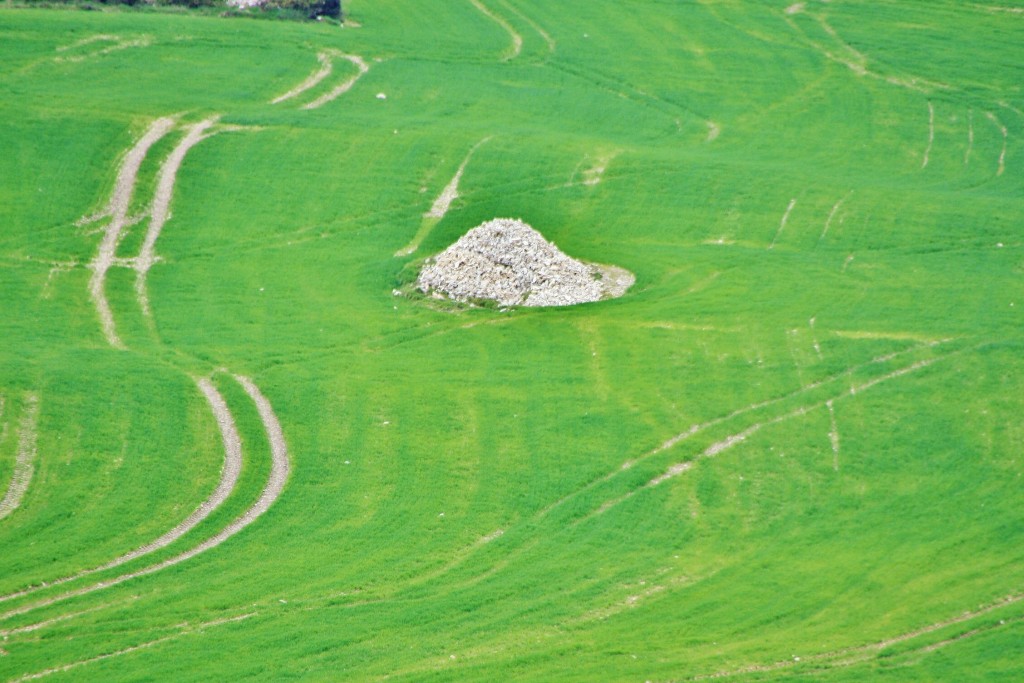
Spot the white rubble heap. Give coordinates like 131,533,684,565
416,218,634,307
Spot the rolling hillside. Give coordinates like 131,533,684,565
0,1,1022,680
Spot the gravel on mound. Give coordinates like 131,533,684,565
417,218,634,307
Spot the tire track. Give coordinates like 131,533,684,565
554,342,961,528
55,34,152,64
301,54,370,110
0,394,40,522
586,355,949,522
468,0,522,61
396,136,492,257
498,0,554,54
769,198,796,249
820,191,852,241
826,399,840,470
0,375,288,622
922,100,935,168
985,110,1008,176
688,592,1023,681
271,50,338,104
965,109,974,165
0,378,242,604
134,117,220,317
9,612,254,682
83,116,177,349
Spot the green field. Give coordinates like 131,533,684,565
0,1,1022,680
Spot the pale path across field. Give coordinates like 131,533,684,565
83,116,177,349
8,612,255,682
134,117,220,317
272,50,337,104
301,54,370,110
0,378,243,604
395,136,492,256
55,34,151,64
0,375,288,622
468,0,522,61
687,591,1024,681
0,394,39,522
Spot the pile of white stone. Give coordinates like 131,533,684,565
417,218,634,307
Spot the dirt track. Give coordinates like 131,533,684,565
0,378,242,603
0,394,39,522
86,116,177,348
134,117,219,317
301,54,370,110
0,375,288,621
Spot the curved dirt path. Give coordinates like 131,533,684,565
922,101,935,168
0,394,39,522
134,117,220,317
92,377,243,571
769,198,797,249
55,34,152,64
468,0,522,61
501,1,554,54
272,50,338,104
396,136,492,257
0,375,289,622
9,612,255,683
424,136,491,220
301,54,370,110
985,110,1008,176
85,116,177,349
0,378,242,603
689,591,1023,681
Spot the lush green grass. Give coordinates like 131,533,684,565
0,1,1022,680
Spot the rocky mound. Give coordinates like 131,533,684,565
416,218,634,307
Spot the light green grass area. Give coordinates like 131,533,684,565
0,1,1022,680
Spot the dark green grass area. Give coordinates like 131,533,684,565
0,0,1022,680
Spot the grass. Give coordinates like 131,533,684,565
0,0,1022,680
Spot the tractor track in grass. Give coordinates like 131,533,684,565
769,198,796,249
395,136,493,257
922,101,935,168
9,612,255,682
423,137,491,221
497,0,554,54
966,109,975,165
271,49,338,104
985,111,1008,176
369,342,963,597
0,378,241,604
82,116,177,349
572,344,962,526
0,375,288,622
687,592,1024,680
301,54,370,110
819,191,852,241
0,599,136,638
0,395,39,523
55,34,152,63
782,9,951,95
134,117,220,317
536,341,948,521
468,0,522,61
